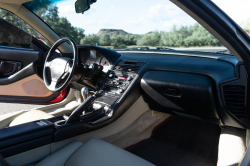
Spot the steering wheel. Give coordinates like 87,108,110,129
43,37,78,92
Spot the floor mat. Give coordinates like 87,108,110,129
103,110,171,149
126,116,221,166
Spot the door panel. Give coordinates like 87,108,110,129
0,9,62,105
0,47,58,104
0,74,53,97
0,47,40,67
0,63,36,85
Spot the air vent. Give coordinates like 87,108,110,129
113,61,144,73
223,85,246,120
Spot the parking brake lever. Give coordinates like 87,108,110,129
65,95,96,124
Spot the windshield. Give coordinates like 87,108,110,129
23,0,232,52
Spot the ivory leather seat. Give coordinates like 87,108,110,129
36,138,155,166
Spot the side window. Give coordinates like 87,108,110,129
0,8,52,49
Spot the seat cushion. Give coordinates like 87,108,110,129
36,139,155,166
9,110,54,127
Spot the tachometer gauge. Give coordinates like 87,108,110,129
100,57,110,72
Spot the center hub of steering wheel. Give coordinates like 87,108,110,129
50,58,72,81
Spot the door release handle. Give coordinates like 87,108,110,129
0,60,22,76
0,61,5,72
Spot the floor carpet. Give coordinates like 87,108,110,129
126,116,221,166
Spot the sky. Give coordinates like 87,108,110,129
55,0,250,35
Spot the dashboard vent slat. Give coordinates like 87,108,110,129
223,85,246,120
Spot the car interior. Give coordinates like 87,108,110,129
1,0,250,166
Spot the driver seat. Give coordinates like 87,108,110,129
0,110,53,129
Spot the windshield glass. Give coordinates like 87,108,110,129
24,0,229,52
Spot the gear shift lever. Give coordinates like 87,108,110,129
81,87,89,101
66,88,98,124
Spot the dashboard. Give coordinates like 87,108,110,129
116,51,250,129
75,45,250,130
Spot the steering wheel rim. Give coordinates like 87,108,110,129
43,37,78,92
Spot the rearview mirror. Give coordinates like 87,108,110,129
75,0,90,13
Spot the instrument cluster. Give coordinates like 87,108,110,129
79,49,110,73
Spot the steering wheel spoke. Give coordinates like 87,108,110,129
48,80,58,90
64,62,72,73
61,71,70,80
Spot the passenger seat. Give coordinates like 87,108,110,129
36,138,155,166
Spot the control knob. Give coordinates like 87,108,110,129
118,89,124,93
109,74,114,78
104,106,112,114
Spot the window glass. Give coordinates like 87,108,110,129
24,0,225,52
0,8,52,48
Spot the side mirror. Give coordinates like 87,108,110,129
75,0,90,13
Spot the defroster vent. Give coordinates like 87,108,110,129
223,85,246,120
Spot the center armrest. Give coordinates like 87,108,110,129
0,120,54,157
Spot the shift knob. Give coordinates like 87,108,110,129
81,87,89,101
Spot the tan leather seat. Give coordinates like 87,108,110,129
36,138,155,166
0,110,53,128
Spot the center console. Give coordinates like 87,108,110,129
88,60,145,123
47,60,145,141
88,69,136,123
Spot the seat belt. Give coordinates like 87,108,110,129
0,154,9,166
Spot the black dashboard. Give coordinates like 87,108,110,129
75,45,249,130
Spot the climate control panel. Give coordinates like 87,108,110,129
103,71,135,95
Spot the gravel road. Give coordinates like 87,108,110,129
0,103,45,115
